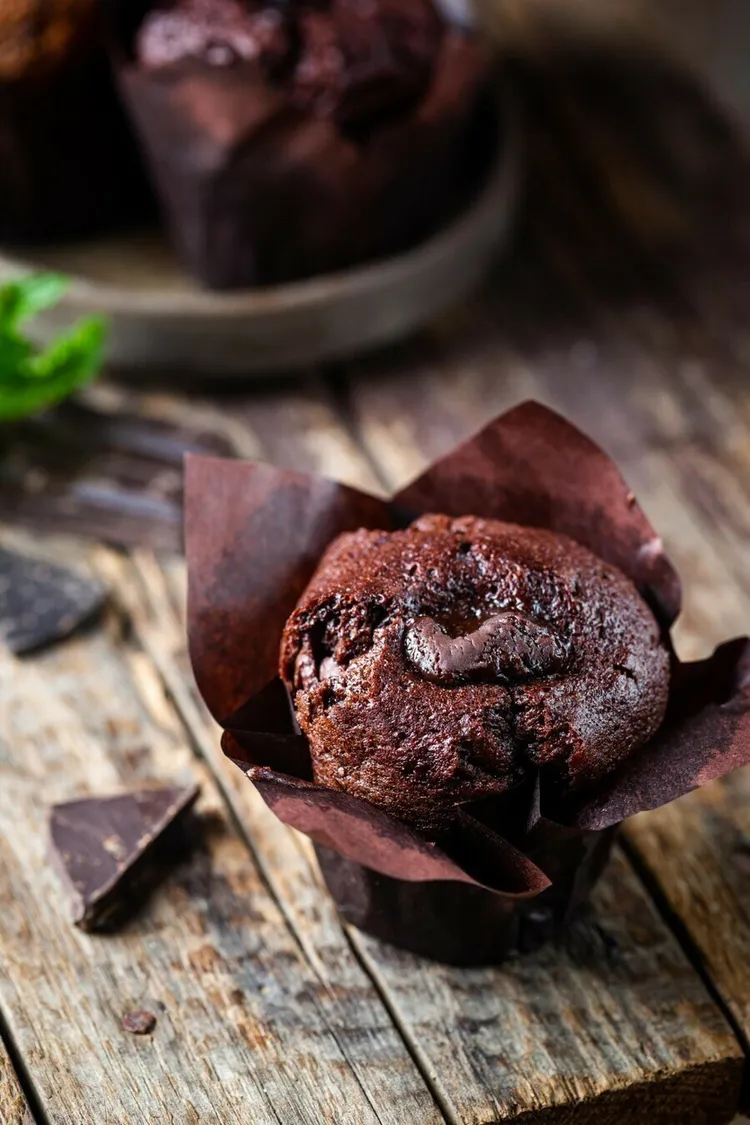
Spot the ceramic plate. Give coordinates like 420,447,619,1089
0,98,520,377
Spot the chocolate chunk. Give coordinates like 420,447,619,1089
49,785,200,931
0,547,106,655
122,1009,157,1035
404,611,571,685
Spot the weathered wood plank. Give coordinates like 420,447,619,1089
560,323,750,1073
0,1037,33,1125
529,355,750,1105
0,377,376,552
0,543,437,1125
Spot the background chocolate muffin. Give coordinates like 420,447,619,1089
0,0,148,241
281,514,670,833
112,0,493,288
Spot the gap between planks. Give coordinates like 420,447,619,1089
0,1012,36,1125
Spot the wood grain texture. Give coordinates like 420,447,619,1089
0,377,379,552
0,545,436,1125
0,1038,33,1125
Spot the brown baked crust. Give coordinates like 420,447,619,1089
280,514,670,833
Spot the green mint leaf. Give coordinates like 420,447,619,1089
0,334,33,374
0,274,107,421
0,273,69,331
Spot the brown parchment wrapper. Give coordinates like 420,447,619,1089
186,402,750,963
107,1,494,289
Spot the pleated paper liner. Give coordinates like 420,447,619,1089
185,402,750,963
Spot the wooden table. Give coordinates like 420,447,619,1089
3,42,750,1125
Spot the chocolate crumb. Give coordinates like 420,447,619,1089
122,1009,157,1035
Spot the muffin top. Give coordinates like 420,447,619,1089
136,0,444,132
280,514,670,833
0,0,98,80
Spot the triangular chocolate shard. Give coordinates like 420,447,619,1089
0,546,106,655
49,784,200,931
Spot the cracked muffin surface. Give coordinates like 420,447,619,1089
280,514,670,833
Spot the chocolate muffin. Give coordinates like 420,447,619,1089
280,514,670,833
111,0,492,288
0,0,148,241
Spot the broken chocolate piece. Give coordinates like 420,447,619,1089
122,1009,157,1035
0,547,106,655
404,611,571,685
49,784,200,931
